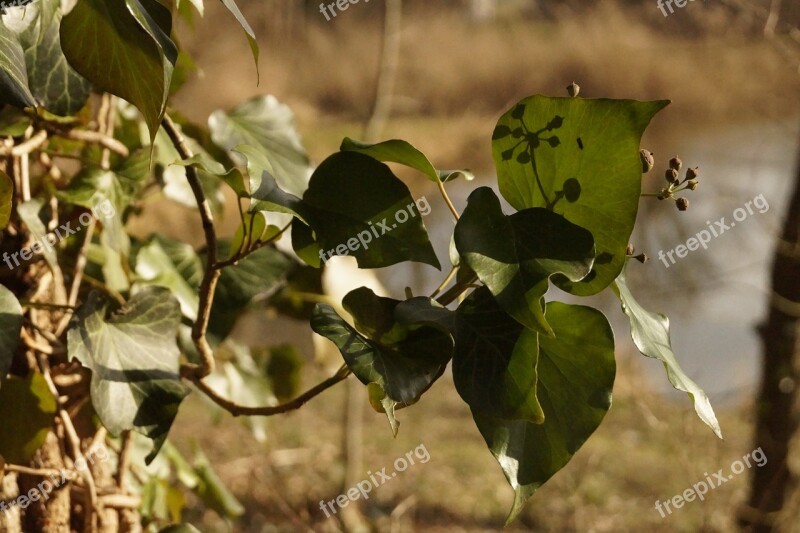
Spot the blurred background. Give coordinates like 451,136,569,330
152,0,800,531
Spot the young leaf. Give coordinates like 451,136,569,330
0,284,23,386
613,267,722,438
302,152,440,269
218,0,259,81
311,296,452,435
0,372,57,464
471,301,615,524
453,286,543,423
492,96,668,295
340,137,474,183
454,187,594,335
67,287,191,462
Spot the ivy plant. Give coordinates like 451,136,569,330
0,1,718,530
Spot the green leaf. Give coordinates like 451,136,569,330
18,0,90,115
208,95,310,197
454,187,594,335
67,287,191,462
60,0,176,141
0,284,23,385
135,236,202,321
17,199,59,271
303,152,440,269
492,96,668,295
340,137,474,183
613,267,722,438
311,295,452,434
209,244,293,340
0,372,58,464
192,447,245,517
265,344,303,402
159,525,202,533
471,301,615,524
218,0,258,80
453,286,542,423
0,169,12,229
0,18,35,108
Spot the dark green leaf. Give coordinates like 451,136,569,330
159,525,202,533
453,286,542,423
340,137,474,183
613,267,722,438
311,296,452,435
67,287,190,462
303,152,440,269
0,284,23,386
472,301,615,524
492,96,668,295
60,0,175,140
0,372,57,464
454,187,594,335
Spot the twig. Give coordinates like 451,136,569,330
56,218,95,336
64,129,128,158
115,431,133,490
0,129,48,157
186,364,351,417
2,464,65,477
161,114,220,378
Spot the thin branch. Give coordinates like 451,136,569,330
56,218,95,336
2,464,65,477
186,364,351,417
0,129,48,157
162,114,219,378
64,129,129,158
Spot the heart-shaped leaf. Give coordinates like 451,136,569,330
492,96,668,295
300,151,440,269
471,301,615,524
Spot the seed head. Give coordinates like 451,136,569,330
567,82,580,97
669,156,683,171
640,149,655,173
686,167,699,180
676,197,689,211
665,168,679,184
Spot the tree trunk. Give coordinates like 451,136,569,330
739,137,800,531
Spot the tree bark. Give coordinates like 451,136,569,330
739,138,800,531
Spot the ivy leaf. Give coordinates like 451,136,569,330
301,152,440,269
453,286,542,423
454,187,594,335
340,137,474,183
0,372,57,464
18,0,90,115
209,244,293,341
613,267,722,438
135,236,202,321
0,169,12,229
471,301,615,524
60,0,176,141
492,96,668,295
67,287,190,462
311,295,453,435
0,18,35,108
218,0,258,81
0,284,23,387
209,95,310,197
